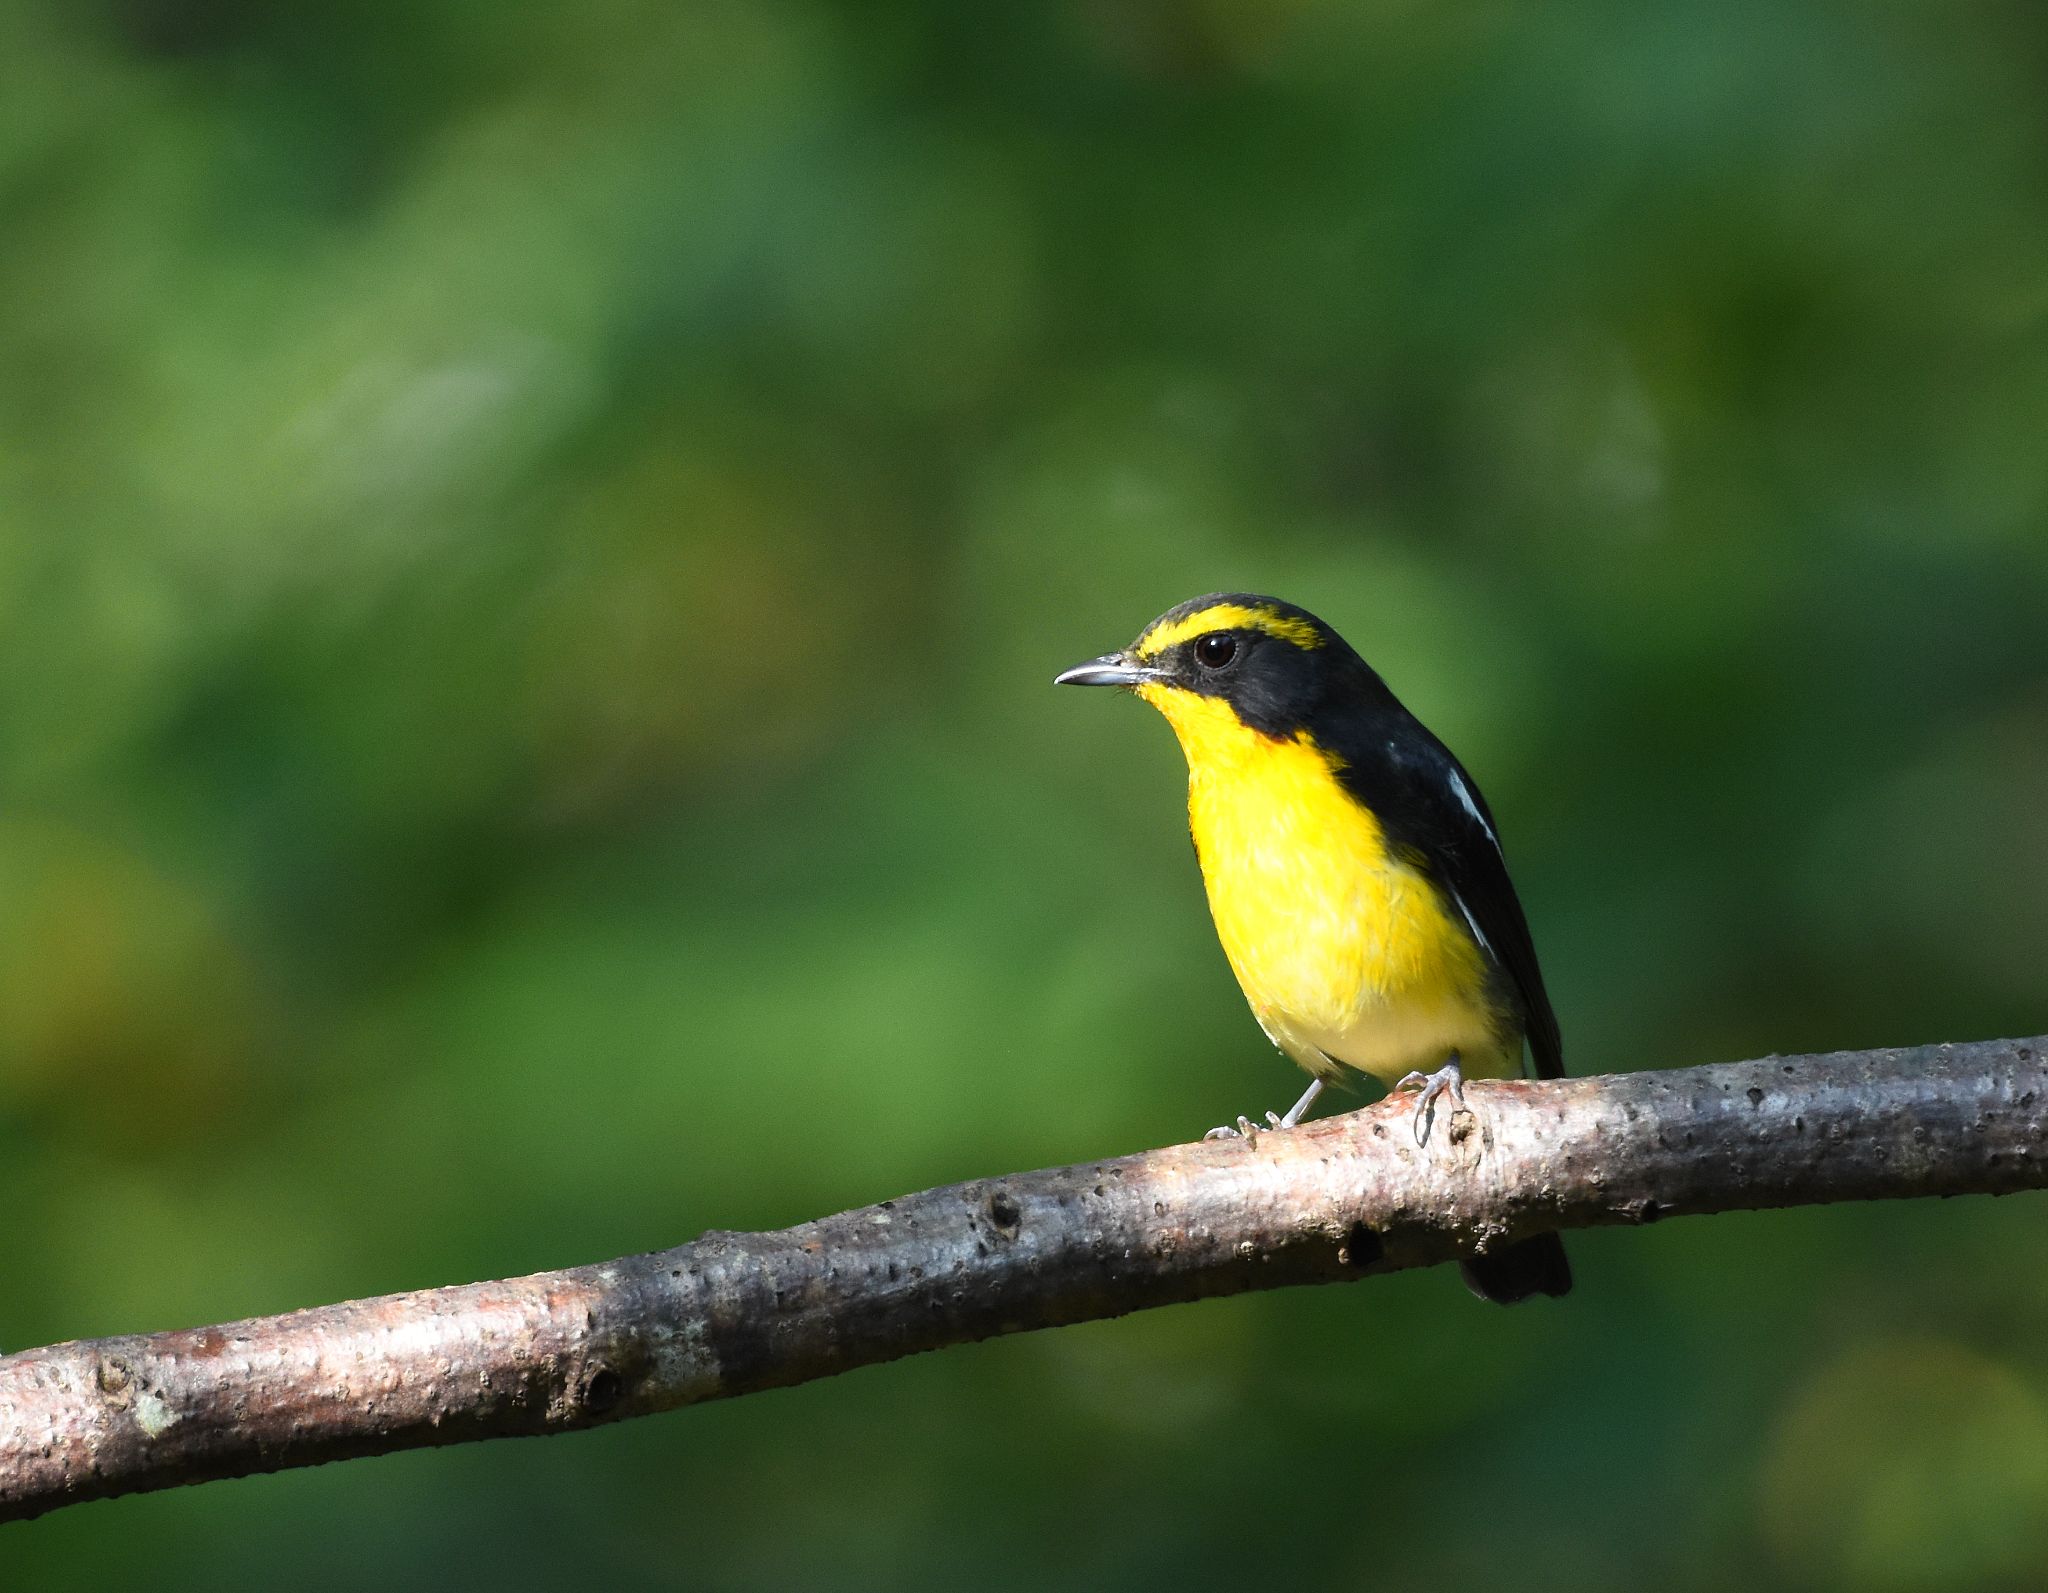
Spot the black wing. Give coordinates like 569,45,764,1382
1329,714,1564,1079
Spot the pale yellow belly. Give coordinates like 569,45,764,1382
1207,854,1516,1086
1176,717,1518,1088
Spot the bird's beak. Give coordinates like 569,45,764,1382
1054,651,1155,689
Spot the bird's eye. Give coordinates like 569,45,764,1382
1193,633,1237,669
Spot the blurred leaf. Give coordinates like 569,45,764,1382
1761,1339,2048,1592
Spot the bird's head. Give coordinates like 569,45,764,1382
1056,593,1373,752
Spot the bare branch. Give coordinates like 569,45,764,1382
4,1036,2044,1522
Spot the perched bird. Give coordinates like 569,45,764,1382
1057,593,1570,1304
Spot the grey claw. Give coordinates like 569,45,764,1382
1396,1058,1469,1147
1204,1124,1239,1141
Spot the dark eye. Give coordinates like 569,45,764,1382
1193,632,1237,669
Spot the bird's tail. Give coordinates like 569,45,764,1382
1460,1233,1572,1305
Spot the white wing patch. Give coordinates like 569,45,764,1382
1448,768,1495,843
1451,888,1494,957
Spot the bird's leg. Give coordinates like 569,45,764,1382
1267,1078,1325,1130
1204,1078,1325,1142
1393,1053,1468,1147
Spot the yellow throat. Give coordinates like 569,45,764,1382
1137,681,1517,1087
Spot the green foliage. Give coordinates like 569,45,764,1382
4,2,2047,1586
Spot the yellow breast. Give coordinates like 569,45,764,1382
1139,684,1515,1086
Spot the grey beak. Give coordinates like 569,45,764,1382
1054,651,1154,688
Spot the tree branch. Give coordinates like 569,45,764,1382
4,1036,2044,1522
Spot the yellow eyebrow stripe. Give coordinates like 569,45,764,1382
1134,603,1324,659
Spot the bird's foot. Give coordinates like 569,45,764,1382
1203,1079,1325,1143
1393,1057,1468,1147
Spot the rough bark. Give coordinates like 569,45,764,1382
4,1036,2044,1523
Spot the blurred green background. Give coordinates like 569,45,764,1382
4,1,2047,1587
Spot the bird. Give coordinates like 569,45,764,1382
1056,593,1571,1304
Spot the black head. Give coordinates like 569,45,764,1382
1055,593,1386,738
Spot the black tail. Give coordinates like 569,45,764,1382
1460,1233,1572,1305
